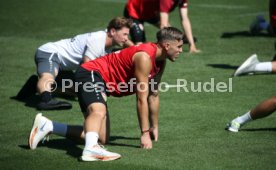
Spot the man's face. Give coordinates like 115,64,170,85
111,27,130,46
165,40,183,62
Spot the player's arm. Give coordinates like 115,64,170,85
179,8,200,53
148,60,166,141
124,39,135,47
160,12,170,29
83,56,92,63
133,52,152,149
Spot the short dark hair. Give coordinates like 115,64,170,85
156,27,184,42
107,17,133,32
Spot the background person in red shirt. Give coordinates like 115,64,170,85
28,27,184,161
124,0,200,53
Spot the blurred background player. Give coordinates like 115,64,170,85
124,0,200,53
226,96,276,132
250,0,276,36
20,17,132,110
28,27,184,161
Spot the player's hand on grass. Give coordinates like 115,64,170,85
189,45,201,53
149,127,158,141
140,131,152,149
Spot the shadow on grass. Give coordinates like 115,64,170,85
10,95,40,109
206,64,239,70
108,142,140,148
206,64,276,77
240,127,276,132
19,136,139,158
10,72,77,109
10,94,76,110
109,135,140,148
19,139,82,158
221,31,275,38
109,136,139,141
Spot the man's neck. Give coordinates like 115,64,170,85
155,44,166,61
105,32,113,49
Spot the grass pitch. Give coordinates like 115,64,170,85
0,0,275,169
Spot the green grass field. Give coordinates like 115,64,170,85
1,0,276,169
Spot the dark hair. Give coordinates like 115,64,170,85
107,17,133,32
156,27,184,42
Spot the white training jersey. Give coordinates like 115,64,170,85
38,31,111,70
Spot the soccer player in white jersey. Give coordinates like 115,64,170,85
34,17,132,110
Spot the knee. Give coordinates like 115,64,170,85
86,105,106,119
271,96,276,104
37,73,55,92
39,73,55,82
92,111,106,119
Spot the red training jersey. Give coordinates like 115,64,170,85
126,0,188,21
81,43,163,97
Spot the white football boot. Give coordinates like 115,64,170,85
29,113,52,149
226,120,241,132
233,54,260,76
81,145,121,161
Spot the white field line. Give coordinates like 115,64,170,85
194,4,248,9
236,11,268,17
93,0,126,3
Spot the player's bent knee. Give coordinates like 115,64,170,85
39,72,55,79
86,103,107,118
271,96,276,104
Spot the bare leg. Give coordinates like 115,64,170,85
55,105,109,145
36,69,72,110
98,111,110,144
250,96,276,120
64,113,110,145
37,72,55,93
271,61,276,73
65,125,84,144
84,103,107,145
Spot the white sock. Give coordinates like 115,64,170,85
84,132,99,149
52,121,68,137
254,62,272,72
234,111,252,125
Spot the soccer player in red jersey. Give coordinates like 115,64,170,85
124,0,200,53
28,27,184,161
